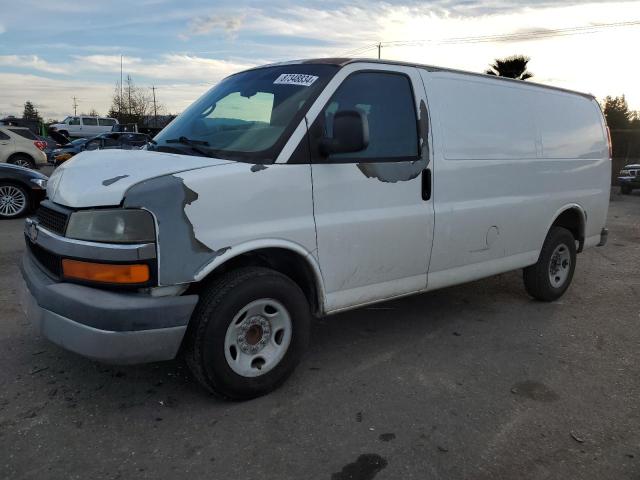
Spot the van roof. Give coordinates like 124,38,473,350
258,58,596,101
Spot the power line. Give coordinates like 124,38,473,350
341,19,640,56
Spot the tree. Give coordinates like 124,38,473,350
88,108,100,117
108,75,165,127
602,95,635,130
485,55,533,80
22,101,42,122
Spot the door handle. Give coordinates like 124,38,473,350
421,169,432,201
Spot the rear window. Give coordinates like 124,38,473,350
8,128,37,140
99,118,117,126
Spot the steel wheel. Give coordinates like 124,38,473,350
0,184,27,218
548,243,571,288
224,298,293,378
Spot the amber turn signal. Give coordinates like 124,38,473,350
62,259,150,284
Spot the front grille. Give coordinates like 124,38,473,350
36,205,69,236
27,240,61,277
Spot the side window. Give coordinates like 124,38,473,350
317,71,419,162
69,117,80,126
99,118,117,126
8,128,37,140
0,131,10,141
82,117,98,126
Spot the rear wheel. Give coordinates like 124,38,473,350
185,267,311,400
9,154,35,169
523,226,576,302
0,182,29,219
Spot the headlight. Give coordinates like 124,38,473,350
30,178,47,189
66,209,155,243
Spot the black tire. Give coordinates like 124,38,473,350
9,154,35,169
621,185,632,195
523,226,577,302
185,267,311,400
0,182,30,219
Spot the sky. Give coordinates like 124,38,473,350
0,0,639,120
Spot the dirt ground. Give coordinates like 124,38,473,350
0,190,638,480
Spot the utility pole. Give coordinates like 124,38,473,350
72,96,78,116
377,42,382,59
120,55,123,121
152,86,158,128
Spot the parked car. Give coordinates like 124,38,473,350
52,133,150,165
22,59,610,400
51,138,88,164
49,116,118,138
0,126,48,168
618,164,640,194
0,163,47,219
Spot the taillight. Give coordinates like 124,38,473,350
606,127,612,159
34,140,47,151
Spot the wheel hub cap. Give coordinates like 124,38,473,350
237,316,271,354
224,298,293,378
549,244,571,288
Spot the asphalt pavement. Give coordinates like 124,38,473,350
0,190,638,480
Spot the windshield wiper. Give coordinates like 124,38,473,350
164,136,211,157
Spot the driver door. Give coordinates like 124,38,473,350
307,64,434,312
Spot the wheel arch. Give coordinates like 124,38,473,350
193,240,326,316
547,204,587,252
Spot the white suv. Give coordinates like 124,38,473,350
50,116,119,138
0,127,47,168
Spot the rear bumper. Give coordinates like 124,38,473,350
20,252,198,364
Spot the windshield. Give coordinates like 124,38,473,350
151,64,338,163
71,138,87,145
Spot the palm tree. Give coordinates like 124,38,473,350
485,55,533,80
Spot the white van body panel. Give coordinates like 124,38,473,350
176,162,317,276
302,63,435,312
47,149,230,208
419,69,609,286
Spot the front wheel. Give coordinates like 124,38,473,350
185,267,311,400
0,182,30,219
523,226,576,302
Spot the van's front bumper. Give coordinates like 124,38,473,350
21,252,198,364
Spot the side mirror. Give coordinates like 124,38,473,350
319,110,369,156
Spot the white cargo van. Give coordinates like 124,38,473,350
51,116,118,138
22,59,610,399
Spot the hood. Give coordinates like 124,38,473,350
48,149,233,208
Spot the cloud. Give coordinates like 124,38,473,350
0,24,5,34
0,55,68,74
181,14,244,39
74,54,257,82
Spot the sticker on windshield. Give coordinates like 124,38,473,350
273,73,319,87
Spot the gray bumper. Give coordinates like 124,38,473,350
21,253,199,364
